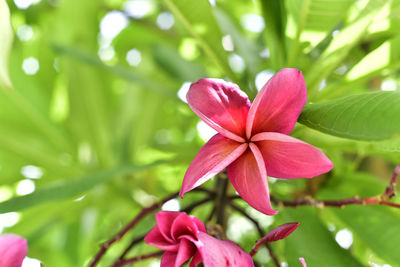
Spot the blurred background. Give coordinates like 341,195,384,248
1,0,400,266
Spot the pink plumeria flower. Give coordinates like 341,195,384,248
0,234,28,267
145,211,254,267
181,68,333,215
299,257,307,267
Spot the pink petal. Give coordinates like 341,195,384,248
196,232,254,267
161,251,177,267
156,212,182,243
175,238,196,267
187,78,251,142
265,222,300,242
0,234,28,267
180,134,248,197
246,68,307,139
171,213,205,240
189,251,203,267
144,226,179,251
226,143,277,215
299,257,307,267
252,132,333,179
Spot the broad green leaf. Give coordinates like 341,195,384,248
153,44,206,81
306,0,386,95
0,161,165,213
281,207,363,266
163,0,235,80
0,0,13,89
213,8,261,81
299,91,400,140
286,0,356,65
333,206,400,266
53,44,178,99
259,0,286,69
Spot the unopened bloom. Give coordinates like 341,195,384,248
145,211,254,267
181,69,333,215
0,234,28,267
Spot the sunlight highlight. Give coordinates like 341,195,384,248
16,179,35,195
21,165,43,179
157,12,174,30
22,57,39,75
161,199,180,211
335,229,353,249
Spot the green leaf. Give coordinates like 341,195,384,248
0,161,166,213
259,0,287,69
306,0,386,95
163,0,235,80
53,44,178,99
286,0,356,65
281,207,363,266
299,91,400,140
333,206,400,266
152,44,206,81
0,0,14,89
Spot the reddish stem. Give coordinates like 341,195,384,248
112,251,164,267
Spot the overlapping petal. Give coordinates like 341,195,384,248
0,234,28,267
246,68,307,138
171,213,205,240
197,232,254,267
145,212,253,267
226,144,277,215
180,134,248,197
252,132,333,179
187,78,251,142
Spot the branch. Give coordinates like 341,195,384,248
382,164,400,200
271,195,400,209
112,251,164,267
229,202,281,267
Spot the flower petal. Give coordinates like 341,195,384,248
226,143,277,215
171,213,205,240
175,239,196,267
161,251,177,267
156,211,181,243
246,68,307,138
0,234,28,267
189,251,202,267
187,78,251,142
299,257,307,267
252,132,333,179
180,134,248,197
196,232,254,267
144,225,179,251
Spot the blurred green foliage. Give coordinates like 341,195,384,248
1,0,400,266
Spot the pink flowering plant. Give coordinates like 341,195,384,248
3,1,400,266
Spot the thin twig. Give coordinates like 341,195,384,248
229,202,281,267
118,235,146,260
270,195,400,209
112,251,164,267
382,164,400,200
